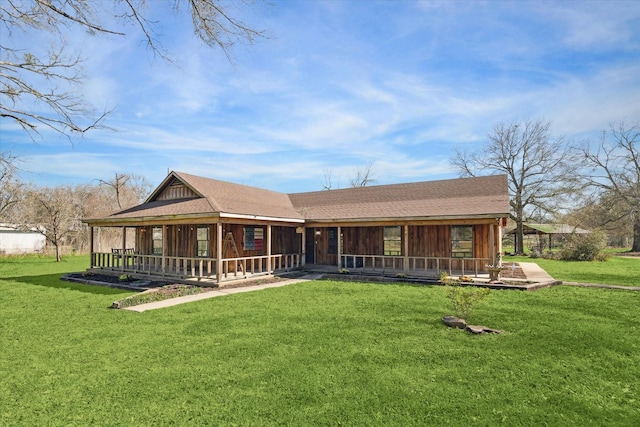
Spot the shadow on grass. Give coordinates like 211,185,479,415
4,273,131,295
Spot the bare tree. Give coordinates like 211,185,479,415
349,161,376,188
1,0,266,140
320,162,376,190
97,172,151,210
19,185,83,261
98,172,131,210
566,190,632,248
452,119,579,254
0,151,22,218
321,168,334,190
581,122,640,252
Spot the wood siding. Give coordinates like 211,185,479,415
314,223,496,271
311,227,338,265
135,223,300,258
342,226,383,255
156,178,198,200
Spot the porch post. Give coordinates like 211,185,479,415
121,226,126,272
497,219,503,262
337,226,342,268
301,227,306,267
403,225,409,273
267,224,272,273
216,223,223,284
162,225,167,275
89,226,94,268
490,222,495,266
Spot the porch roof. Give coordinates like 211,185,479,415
85,171,305,225
506,223,591,235
84,172,510,226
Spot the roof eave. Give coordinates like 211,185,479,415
306,213,510,224
220,212,305,223
83,212,220,227
83,211,305,226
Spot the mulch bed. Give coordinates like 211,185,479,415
63,272,293,293
64,272,170,290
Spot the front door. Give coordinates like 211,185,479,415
305,228,315,264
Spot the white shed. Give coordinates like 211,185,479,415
0,224,46,255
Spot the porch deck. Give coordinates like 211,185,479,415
91,251,498,284
339,254,492,278
90,252,304,284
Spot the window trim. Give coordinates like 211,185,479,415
451,225,473,259
196,226,209,257
152,226,163,255
383,226,402,256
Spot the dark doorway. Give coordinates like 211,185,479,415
305,228,315,264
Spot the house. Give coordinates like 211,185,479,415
83,171,510,284
0,224,46,255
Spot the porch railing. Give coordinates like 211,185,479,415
220,253,303,280
90,252,303,281
340,254,491,277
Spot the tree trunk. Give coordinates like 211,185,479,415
515,219,525,255
632,215,640,253
55,243,62,262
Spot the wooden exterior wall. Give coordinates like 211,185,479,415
407,225,450,258
313,223,497,270
135,223,300,258
342,226,383,255
306,227,336,265
272,226,302,255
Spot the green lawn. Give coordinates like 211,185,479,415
506,254,640,286
1,256,639,426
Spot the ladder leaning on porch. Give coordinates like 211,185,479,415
222,232,243,273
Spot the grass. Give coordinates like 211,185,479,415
1,255,639,426
506,254,640,286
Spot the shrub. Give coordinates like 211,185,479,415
446,284,490,320
557,230,608,261
441,272,490,320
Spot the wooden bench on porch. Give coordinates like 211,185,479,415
111,248,137,258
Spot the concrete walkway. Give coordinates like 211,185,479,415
517,262,555,282
124,274,322,312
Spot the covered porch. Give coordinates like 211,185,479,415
87,221,305,285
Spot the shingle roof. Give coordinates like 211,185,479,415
289,175,510,221
86,172,510,224
176,172,302,220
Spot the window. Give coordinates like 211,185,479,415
244,226,264,251
328,228,338,255
384,226,402,256
197,226,209,257
451,225,473,258
152,226,163,255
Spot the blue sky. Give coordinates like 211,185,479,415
2,0,640,193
